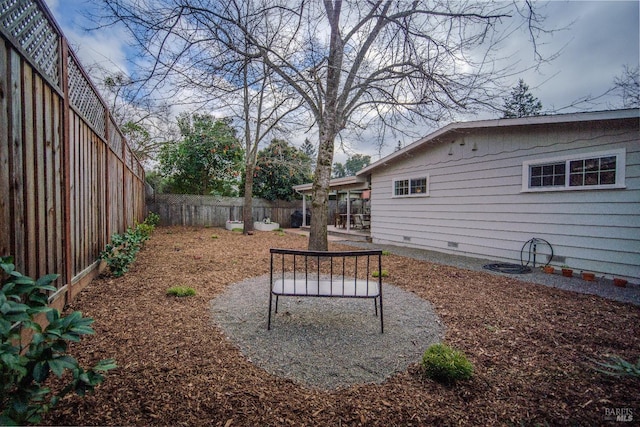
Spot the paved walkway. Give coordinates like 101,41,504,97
284,229,640,306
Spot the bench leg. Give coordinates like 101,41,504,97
275,295,279,313
374,298,378,316
268,292,273,330
379,296,384,333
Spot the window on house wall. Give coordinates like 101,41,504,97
522,149,626,192
393,176,429,197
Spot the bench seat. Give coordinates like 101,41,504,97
272,278,380,297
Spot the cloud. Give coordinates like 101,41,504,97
44,0,130,76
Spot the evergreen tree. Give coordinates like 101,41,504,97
301,138,317,172
503,79,543,118
332,154,371,178
249,139,312,201
331,162,347,179
158,114,244,195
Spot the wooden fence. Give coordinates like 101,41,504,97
1,0,146,309
148,194,302,228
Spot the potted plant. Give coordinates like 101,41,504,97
613,278,628,288
561,265,573,278
543,265,555,274
581,271,596,281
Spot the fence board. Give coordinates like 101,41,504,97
34,72,47,278
0,42,10,258
1,0,146,307
147,195,302,228
9,49,26,274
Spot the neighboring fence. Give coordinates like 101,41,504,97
148,194,302,228
0,0,146,308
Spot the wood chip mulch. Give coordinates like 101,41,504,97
44,226,639,426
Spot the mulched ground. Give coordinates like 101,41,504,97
45,226,640,426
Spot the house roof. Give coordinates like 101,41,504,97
358,108,640,176
293,175,369,194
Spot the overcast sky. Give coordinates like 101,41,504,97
44,0,639,163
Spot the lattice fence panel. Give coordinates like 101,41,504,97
67,56,106,137
124,145,133,169
0,0,60,86
109,119,123,157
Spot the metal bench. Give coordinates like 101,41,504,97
268,248,384,332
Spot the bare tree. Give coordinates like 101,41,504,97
614,65,640,109
89,66,177,166
97,0,305,234
98,0,550,250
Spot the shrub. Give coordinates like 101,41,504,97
592,354,640,378
0,257,116,425
381,250,391,256
372,269,389,278
100,213,158,277
167,286,196,297
421,343,474,383
145,212,160,227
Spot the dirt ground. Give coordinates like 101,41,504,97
45,226,639,426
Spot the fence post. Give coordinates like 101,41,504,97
60,36,72,302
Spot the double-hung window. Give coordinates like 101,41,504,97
393,176,429,197
522,149,625,192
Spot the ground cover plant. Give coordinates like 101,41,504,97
421,343,474,384
45,227,639,426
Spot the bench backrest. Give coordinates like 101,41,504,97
269,248,383,297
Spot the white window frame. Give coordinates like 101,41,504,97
392,175,430,197
522,148,626,192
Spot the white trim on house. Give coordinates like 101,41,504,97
392,175,430,198
521,148,627,192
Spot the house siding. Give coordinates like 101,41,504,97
369,119,640,280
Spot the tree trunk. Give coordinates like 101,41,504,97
242,166,255,234
308,124,336,251
308,0,343,251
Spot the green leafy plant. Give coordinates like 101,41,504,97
592,354,640,378
421,343,474,384
100,214,157,277
144,212,160,227
232,228,243,232
211,234,219,239
381,250,391,256
372,270,389,278
0,256,116,425
166,286,196,297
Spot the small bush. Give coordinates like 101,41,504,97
232,228,243,232
372,269,389,278
145,212,160,227
0,257,116,425
167,286,196,297
382,250,391,256
211,234,219,239
100,213,158,277
421,343,474,383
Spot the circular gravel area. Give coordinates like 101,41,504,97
210,274,445,390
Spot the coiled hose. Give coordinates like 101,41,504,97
483,238,554,274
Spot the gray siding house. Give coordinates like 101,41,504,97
356,109,639,281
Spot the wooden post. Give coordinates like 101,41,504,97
60,37,72,303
